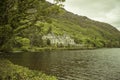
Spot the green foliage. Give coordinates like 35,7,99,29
0,25,12,45
14,37,30,51
47,26,52,34
47,39,51,46
0,0,65,51
0,59,57,80
15,37,30,46
46,9,120,48
0,25,13,51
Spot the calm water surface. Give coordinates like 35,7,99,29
0,48,120,80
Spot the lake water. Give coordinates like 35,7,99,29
0,48,120,80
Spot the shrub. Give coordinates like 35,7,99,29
0,59,57,80
14,36,30,51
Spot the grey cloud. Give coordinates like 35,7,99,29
47,0,120,30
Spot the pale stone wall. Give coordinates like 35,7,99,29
42,33,76,46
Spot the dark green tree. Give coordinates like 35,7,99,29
0,0,65,51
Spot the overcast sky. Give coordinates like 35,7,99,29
47,0,120,31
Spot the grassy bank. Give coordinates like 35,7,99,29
0,59,57,80
12,46,96,52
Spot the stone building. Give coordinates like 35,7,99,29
42,33,76,46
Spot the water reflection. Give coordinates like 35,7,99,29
0,48,120,80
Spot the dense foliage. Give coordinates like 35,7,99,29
0,0,65,52
0,59,57,80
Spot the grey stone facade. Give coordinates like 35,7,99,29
42,33,76,46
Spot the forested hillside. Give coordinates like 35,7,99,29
0,0,120,52
50,10,120,47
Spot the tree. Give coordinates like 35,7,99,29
47,26,52,34
0,0,65,51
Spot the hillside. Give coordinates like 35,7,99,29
15,1,120,50
48,9,120,47
1,1,120,51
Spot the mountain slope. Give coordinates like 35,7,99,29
15,2,120,50
46,8,120,47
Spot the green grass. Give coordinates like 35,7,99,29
0,59,57,80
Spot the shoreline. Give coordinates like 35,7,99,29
11,47,96,53
2,47,120,53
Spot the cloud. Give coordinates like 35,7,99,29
47,0,120,30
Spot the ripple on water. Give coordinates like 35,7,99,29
1,48,120,80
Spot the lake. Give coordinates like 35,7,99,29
0,48,120,80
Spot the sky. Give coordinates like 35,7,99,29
46,0,120,31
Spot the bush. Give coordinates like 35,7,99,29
15,37,30,46
14,36,30,51
0,59,57,80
